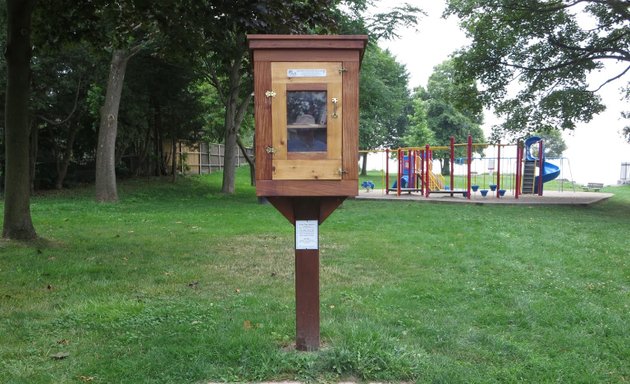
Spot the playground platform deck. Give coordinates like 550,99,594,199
356,189,613,206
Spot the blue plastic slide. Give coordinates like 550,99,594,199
391,175,408,189
539,161,560,183
524,136,560,193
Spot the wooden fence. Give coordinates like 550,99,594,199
175,142,253,175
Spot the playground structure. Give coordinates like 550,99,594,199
620,162,630,185
379,136,563,199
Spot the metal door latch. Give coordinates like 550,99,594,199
265,146,276,154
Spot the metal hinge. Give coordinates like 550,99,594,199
338,168,348,175
338,67,348,74
265,146,276,154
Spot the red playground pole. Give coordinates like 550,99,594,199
397,148,402,196
538,140,544,196
410,150,416,189
420,149,426,196
425,144,431,198
467,135,472,200
514,140,523,199
450,136,455,197
385,148,390,195
496,141,501,198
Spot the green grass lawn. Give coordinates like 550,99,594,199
2,168,629,383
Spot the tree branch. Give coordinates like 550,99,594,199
37,77,82,126
591,64,630,92
236,134,254,167
202,59,227,105
549,32,630,62
501,51,627,73
506,0,608,14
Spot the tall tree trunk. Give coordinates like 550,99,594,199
170,136,177,183
360,152,368,176
222,115,238,194
29,121,38,191
440,159,449,176
220,56,252,194
154,103,163,176
3,0,37,240
55,125,78,189
95,49,130,202
134,122,152,176
135,97,156,176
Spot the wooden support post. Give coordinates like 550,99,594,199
295,248,319,351
293,199,320,351
267,196,344,352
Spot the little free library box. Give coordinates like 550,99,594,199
248,34,368,203
247,35,368,351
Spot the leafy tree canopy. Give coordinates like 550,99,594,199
531,128,567,158
340,0,425,40
406,60,485,149
426,59,483,126
404,94,435,147
359,45,411,150
405,60,485,174
445,0,629,140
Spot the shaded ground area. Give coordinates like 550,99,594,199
356,189,613,205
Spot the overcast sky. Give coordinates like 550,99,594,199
373,0,630,185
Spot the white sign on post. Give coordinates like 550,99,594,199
295,220,318,250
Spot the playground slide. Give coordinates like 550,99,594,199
391,175,408,189
525,136,560,192
536,161,560,185
525,136,542,161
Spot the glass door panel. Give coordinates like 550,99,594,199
287,90,327,153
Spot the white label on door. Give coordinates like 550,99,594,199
287,69,327,78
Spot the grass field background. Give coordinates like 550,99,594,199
1,167,629,383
